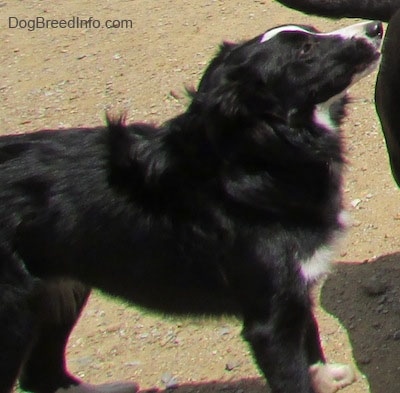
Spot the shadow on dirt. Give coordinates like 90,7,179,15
141,378,268,393
322,253,400,393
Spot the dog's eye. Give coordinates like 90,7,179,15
299,42,313,56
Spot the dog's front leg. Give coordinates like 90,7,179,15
242,291,316,393
305,313,356,393
242,295,355,393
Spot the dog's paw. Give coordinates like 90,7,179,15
55,382,140,393
309,363,356,393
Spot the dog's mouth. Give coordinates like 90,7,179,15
347,48,381,96
312,22,382,130
352,52,381,84
325,21,383,103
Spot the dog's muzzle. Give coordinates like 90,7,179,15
334,20,383,50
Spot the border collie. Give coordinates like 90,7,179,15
274,2,400,192
1,21,382,393
276,0,400,22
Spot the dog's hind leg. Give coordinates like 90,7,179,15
18,280,139,393
0,291,35,393
18,280,91,393
0,293,35,393
0,249,37,393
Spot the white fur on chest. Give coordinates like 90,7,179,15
313,98,340,133
300,246,334,283
300,210,350,283
300,212,348,284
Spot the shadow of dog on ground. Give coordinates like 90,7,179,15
322,253,400,393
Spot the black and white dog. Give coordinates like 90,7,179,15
275,1,400,190
1,21,382,393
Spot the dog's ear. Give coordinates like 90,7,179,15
214,67,287,123
194,41,238,95
220,40,236,51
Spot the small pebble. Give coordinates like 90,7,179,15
362,276,387,297
161,373,179,389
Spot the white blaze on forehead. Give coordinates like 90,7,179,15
260,25,311,43
260,21,381,45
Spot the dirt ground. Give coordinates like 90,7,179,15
1,1,400,393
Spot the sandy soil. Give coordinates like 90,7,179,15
1,1,399,393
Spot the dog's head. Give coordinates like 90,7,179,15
193,21,382,127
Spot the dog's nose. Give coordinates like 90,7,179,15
366,21,383,39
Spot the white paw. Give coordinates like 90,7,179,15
55,382,140,393
309,363,356,393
